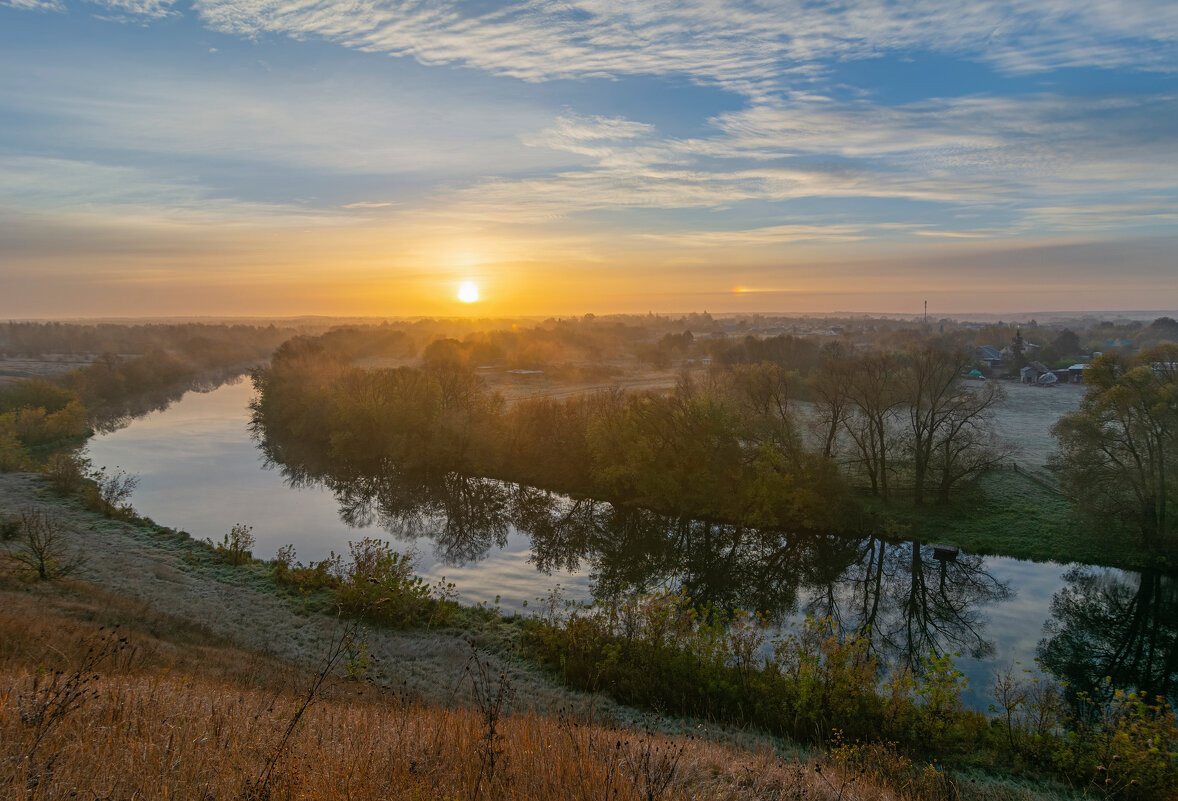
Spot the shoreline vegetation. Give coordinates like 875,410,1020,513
3,317,1178,798
250,329,1174,572
4,469,1177,800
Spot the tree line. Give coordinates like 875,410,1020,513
252,332,1013,534
0,323,306,470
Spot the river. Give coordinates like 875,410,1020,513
86,379,1176,708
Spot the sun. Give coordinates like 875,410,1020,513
457,282,480,303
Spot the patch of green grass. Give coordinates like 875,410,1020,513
882,470,1151,569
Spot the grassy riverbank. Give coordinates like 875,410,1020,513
0,507,824,801
6,471,1178,799
882,469,1150,569
2,471,1109,801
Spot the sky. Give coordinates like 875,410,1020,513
1,0,1176,318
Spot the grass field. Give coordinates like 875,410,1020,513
891,469,1141,567
985,381,1085,469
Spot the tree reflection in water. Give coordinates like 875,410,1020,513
1039,566,1178,706
268,450,1019,677
806,537,1011,670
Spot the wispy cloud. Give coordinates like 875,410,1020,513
0,156,341,225
189,0,1178,97
640,224,870,247
88,0,178,19
0,55,559,178
433,91,1178,237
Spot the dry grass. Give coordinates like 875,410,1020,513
1,670,901,801
0,577,933,801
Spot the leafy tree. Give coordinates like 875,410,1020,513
1051,345,1178,550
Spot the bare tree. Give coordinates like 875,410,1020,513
6,508,84,580
843,352,904,500
900,339,1007,505
810,342,855,459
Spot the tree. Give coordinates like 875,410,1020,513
809,342,855,459
6,508,84,580
900,339,1007,505
1051,345,1178,550
843,352,904,500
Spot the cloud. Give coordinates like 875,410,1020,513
639,224,871,247
2,0,64,10
432,90,1178,238
88,0,178,19
0,54,562,181
189,0,1178,97
0,155,341,225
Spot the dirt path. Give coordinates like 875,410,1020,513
0,472,626,722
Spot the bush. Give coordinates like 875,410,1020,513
333,538,435,626
43,452,90,496
0,427,30,472
215,523,255,566
89,465,139,517
270,541,454,628
1052,686,1178,799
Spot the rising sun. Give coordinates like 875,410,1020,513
457,282,480,303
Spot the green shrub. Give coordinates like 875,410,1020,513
1051,686,1178,799
334,538,435,626
270,540,456,628
214,523,255,565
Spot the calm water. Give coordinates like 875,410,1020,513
87,380,1176,708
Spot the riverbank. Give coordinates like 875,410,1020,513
2,475,823,801
4,470,1017,801
17,470,1178,799
0,472,610,718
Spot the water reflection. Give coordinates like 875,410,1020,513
1039,566,1178,705
90,367,251,434
807,537,1012,671
264,441,1014,673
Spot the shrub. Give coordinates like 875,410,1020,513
269,541,455,628
215,523,255,566
89,465,139,517
43,452,90,496
270,545,340,597
333,538,434,626
0,426,31,472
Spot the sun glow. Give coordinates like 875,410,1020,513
457,281,480,303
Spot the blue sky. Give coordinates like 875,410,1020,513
1,0,1176,317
